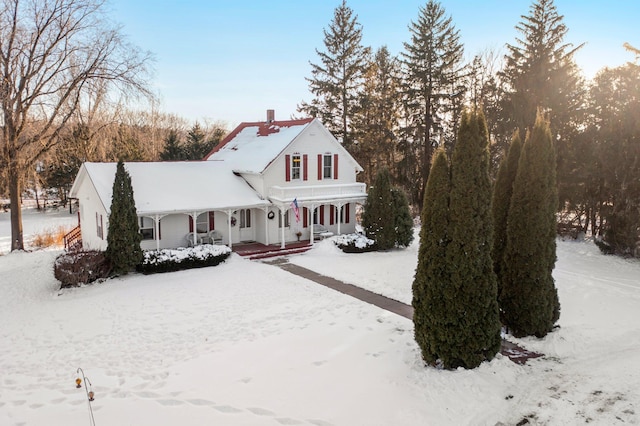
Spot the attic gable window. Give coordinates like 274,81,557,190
323,154,332,179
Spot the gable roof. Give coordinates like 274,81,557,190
204,118,314,174
70,161,269,216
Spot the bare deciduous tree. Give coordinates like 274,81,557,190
1,0,153,250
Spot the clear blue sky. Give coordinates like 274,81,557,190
109,0,639,127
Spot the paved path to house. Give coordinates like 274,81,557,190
266,257,542,365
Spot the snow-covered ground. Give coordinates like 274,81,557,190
1,209,639,425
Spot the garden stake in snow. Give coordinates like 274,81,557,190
75,367,96,426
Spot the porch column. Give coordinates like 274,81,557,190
264,207,270,246
336,202,343,236
310,203,315,246
280,207,286,249
192,211,198,246
154,214,160,250
227,209,233,248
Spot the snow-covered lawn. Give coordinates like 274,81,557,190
1,209,639,425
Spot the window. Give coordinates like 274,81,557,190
323,154,332,179
291,155,301,180
196,213,208,233
139,217,154,240
340,204,350,224
240,209,251,228
96,212,103,239
279,210,290,228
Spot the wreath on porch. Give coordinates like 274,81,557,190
230,217,237,227
267,211,275,220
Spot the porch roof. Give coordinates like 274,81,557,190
73,161,270,216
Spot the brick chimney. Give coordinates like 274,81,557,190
266,109,275,123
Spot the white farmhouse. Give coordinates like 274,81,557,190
69,111,367,253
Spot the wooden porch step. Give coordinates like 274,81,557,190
247,246,312,260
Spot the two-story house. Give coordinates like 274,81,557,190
69,111,367,252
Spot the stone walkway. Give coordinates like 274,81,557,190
267,257,542,365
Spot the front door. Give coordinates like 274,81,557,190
238,209,254,242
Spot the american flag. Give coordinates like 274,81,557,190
291,198,300,222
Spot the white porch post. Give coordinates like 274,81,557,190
154,214,160,250
310,203,315,246
192,211,198,245
280,207,286,249
264,207,270,246
336,202,343,236
227,209,233,248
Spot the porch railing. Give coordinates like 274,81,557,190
269,183,366,201
63,225,82,251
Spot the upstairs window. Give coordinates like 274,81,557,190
291,155,301,180
323,154,332,179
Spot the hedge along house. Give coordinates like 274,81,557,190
69,111,367,251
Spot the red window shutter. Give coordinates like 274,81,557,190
209,211,215,231
319,205,325,225
330,205,335,225
285,154,291,182
303,154,308,181
303,207,308,228
345,203,350,224
334,154,339,179
189,216,194,233
317,154,322,180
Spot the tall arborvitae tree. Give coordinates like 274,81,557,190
400,0,465,207
106,161,143,275
501,112,560,337
160,129,184,161
298,0,370,150
362,168,396,250
391,187,414,248
412,149,450,365
499,0,585,206
491,131,522,291
443,110,501,368
352,46,402,186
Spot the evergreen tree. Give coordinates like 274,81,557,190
352,46,402,186
491,131,522,292
160,129,184,161
443,109,501,368
106,161,143,275
499,0,585,207
391,187,414,248
362,168,395,250
400,0,465,207
298,0,370,150
184,123,208,160
412,149,450,365
501,112,560,337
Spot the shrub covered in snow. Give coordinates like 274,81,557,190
136,244,232,274
54,250,112,288
334,233,377,253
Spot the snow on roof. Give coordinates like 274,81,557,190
205,118,314,174
79,161,269,215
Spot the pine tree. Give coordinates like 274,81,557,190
400,0,465,207
491,131,522,292
362,168,395,250
160,129,184,161
443,109,501,368
352,46,402,186
499,0,585,208
391,187,414,248
412,149,450,365
106,161,143,275
501,112,560,337
184,123,208,160
298,0,370,150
